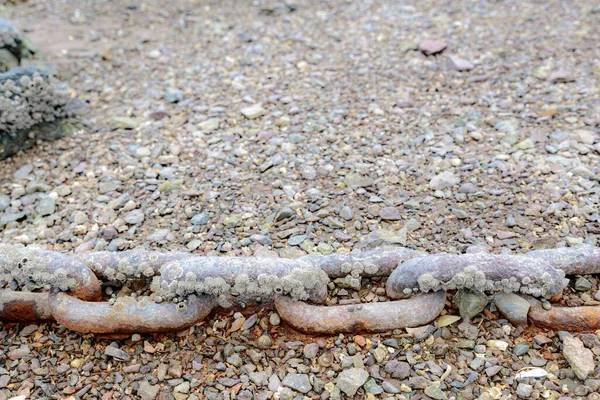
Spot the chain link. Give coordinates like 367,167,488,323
1,244,600,334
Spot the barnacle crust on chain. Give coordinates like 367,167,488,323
0,243,101,300
157,257,330,302
386,253,565,299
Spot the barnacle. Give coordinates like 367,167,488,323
0,67,74,160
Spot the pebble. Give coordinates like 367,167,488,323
104,345,130,361
563,337,595,380
454,290,489,319
494,293,530,326
165,88,184,103
513,343,530,356
0,194,10,211
257,335,273,349
429,171,460,190
379,206,402,220
282,373,311,394
447,55,473,71
303,343,319,359
336,368,369,396
487,340,509,351
425,384,448,400
269,313,281,326
123,209,145,224
419,39,447,55
575,277,592,291
190,213,210,225
240,104,266,119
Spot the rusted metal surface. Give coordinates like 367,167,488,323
3,244,600,334
528,299,600,331
386,253,565,299
48,292,215,334
0,290,52,321
528,246,600,275
274,291,446,335
301,247,424,278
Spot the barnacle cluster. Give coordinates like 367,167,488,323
1,67,71,135
338,261,379,289
155,265,330,301
404,265,564,298
0,243,76,291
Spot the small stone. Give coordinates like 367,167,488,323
454,290,489,319
137,380,160,400
344,173,374,187
282,373,311,394
123,209,145,224
241,104,266,119
363,378,384,395
575,277,592,292
36,196,56,216
288,235,307,246
458,183,476,194
424,384,448,400
301,166,317,180
549,70,575,83
303,343,319,359
318,352,334,367
406,325,436,342
165,88,184,103
339,206,353,220
104,345,130,361
131,334,142,342
198,118,220,131
336,368,369,396
269,313,281,326
379,207,402,221
516,383,533,398
257,335,273,349
109,116,139,130
447,55,473,71
8,344,30,360
419,39,447,55
494,293,530,326
513,343,530,356
486,340,509,352
563,337,595,380
429,171,460,190
0,194,10,212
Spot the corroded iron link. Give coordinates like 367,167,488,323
0,290,52,322
527,298,600,331
2,244,600,334
274,291,446,335
48,292,215,334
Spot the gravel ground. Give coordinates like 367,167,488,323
1,0,600,399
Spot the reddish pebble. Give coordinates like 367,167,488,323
419,39,447,55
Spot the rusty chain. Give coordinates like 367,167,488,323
1,244,600,334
